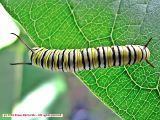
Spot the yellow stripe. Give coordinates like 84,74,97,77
33,48,45,66
32,52,37,65
130,46,134,64
136,46,142,63
76,49,82,70
92,48,98,69
88,48,93,69
32,50,38,65
63,49,68,72
54,50,60,71
44,50,52,69
122,46,129,65
91,48,95,68
107,47,113,67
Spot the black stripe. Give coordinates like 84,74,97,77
68,51,71,70
57,51,61,69
35,56,38,65
31,52,34,63
131,45,137,64
127,46,131,64
36,48,45,65
102,47,106,68
138,46,144,62
97,48,101,67
46,51,51,68
117,46,121,66
86,48,91,69
73,49,76,72
58,50,64,70
61,49,66,72
111,47,116,66
30,48,43,63
41,49,48,68
51,50,57,70
81,50,85,70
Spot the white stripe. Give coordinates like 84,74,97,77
83,49,90,70
88,48,93,69
145,47,150,58
99,47,105,68
74,50,79,72
69,50,74,72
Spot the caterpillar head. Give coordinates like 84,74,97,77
145,47,151,60
138,45,151,61
28,47,40,63
143,38,154,68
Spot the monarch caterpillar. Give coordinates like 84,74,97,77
10,33,154,72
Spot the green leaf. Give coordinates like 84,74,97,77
1,0,160,119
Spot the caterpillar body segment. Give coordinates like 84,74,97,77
28,45,150,72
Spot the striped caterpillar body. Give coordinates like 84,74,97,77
29,45,150,72
10,33,154,71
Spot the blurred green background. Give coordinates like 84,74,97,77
0,4,121,120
